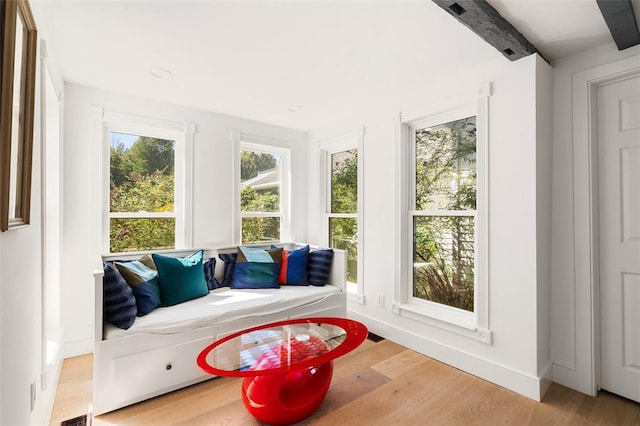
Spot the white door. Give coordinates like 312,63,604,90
597,74,640,403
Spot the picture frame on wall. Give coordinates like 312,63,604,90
0,0,37,231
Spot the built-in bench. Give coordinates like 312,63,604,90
92,243,347,415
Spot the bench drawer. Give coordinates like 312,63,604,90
112,336,213,401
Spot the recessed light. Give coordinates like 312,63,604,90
150,67,173,79
287,104,303,112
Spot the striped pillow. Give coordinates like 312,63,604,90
203,257,220,290
307,249,334,286
218,252,238,287
103,262,137,329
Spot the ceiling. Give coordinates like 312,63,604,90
31,0,624,131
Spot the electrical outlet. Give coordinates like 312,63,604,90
377,293,385,308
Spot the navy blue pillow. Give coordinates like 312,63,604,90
307,249,334,286
131,281,160,316
231,262,281,289
203,257,220,290
218,252,237,287
103,262,137,329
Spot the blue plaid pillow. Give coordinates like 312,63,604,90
103,262,137,329
307,249,334,286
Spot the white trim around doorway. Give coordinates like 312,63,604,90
568,54,640,397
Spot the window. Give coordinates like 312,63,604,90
328,149,359,289
109,132,177,252
396,88,489,338
411,116,476,312
239,143,289,244
319,130,363,299
96,110,192,254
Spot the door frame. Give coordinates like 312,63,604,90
572,55,640,397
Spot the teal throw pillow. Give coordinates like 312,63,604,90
152,250,208,306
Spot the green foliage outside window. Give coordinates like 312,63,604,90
240,151,277,181
413,117,476,311
110,217,175,253
109,134,175,253
240,150,281,244
330,217,358,283
330,150,358,283
331,151,358,214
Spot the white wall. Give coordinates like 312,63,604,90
61,84,308,356
550,42,640,395
308,54,554,400
535,55,554,390
0,44,60,424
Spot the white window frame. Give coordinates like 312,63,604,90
394,85,491,343
318,129,364,304
233,133,291,245
94,108,195,254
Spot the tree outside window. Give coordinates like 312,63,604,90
109,132,176,253
412,116,476,312
240,149,281,244
329,149,358,284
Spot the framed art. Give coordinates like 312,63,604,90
0,0,37,231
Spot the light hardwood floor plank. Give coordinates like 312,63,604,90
50,339,640,426
370,348,429,379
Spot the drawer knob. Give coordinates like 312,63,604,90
166,363,172,371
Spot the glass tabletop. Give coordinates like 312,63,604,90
197,317,368,377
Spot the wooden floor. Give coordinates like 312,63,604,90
50,338,640,426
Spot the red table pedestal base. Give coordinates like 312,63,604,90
241,361,334,425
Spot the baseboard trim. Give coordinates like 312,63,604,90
63,338,93,358
38,341,65,426
552,362,595,397
348,311,549,401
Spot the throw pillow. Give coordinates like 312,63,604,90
218,252,238,287
236,246,283,264
114,257,161,312
114,258,160,290
231,246,283,289
152,250,209,306
203,257,220,290
272,244,309,285
102,262,137,329
232,263,281,289
131,281,161,316
307,248,334,286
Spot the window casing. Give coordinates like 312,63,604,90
236,137,291,245
395,87,490,342
98,110,192,254
319,130,364,300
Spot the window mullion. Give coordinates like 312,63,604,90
410,210,476,217
110,212,176,219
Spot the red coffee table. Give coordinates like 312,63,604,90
197,317,368,425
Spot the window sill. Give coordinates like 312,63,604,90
392,302,492,344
